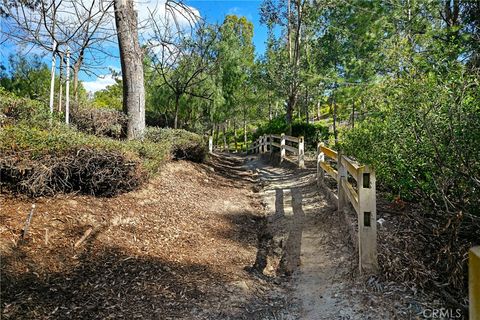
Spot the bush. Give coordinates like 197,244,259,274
0,87,50,126
0,124,179,197
144,127,207,163
71,107,127,138
0,124,147,196
254,116,330,149
341,70,480,217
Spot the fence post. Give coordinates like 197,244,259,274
470,246,480,320
208,136,213,154
269,134,273,155
317,143,325,188
337,152,347,213
280,133,286,162
298,136,305,168
356,165,378,273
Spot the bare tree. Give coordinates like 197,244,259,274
147,1,217,129
113,0,145,139
2,0,115,108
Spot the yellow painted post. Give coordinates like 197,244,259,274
337,152,347,213
470,246,480,320
357,165,378,274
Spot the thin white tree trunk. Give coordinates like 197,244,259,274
65,48,71,124
49,41,57,115
58,52,63,113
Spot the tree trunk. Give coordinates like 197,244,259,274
305,87,309,125
49,44,57,115
214,123,220,146
73,62,81,110
244,118,247,152
58,53,63,113
332,89,338,146
174,94,180,129
222,123,227,152
233,120,238,152
316,101,320,120
286,92,297,135
114,0,145,140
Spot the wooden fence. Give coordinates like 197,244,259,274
316,142,377,273
471,247,480,320
248,134,305,168
218,135,478,313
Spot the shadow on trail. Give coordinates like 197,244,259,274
1,243,222,320
246,186,305,277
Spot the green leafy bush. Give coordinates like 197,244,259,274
144,127,207,163
0,123,207,197
341,69,480,216
254,116,330,149
0,87,51,126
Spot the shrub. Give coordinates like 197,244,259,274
254,116,330,149
341,70,480,217
0,124,176,197
0,87,50,126
71,107,127,138
0,124,146,197
144,127,207,163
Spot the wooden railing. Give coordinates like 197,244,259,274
471,247,480,320
317,142,378,274
248,133,305,168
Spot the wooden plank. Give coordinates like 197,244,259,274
320,161,338,180
341,155,364,179
284,145,298,154
320,145,337,161
284,135,299,143
341,178,359,214
471,246,480,320
271,142,281,148
271,134,281,140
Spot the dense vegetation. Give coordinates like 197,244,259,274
0,89,206,197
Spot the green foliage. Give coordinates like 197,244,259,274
255,116,329,149
341,68,480,216
92,79,123,110
144,127,207,163
0,86,51,126
0,54,51,102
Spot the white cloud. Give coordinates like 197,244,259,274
82,74,118,93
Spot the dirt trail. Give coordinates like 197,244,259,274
244,154,390,319
1,152,392,319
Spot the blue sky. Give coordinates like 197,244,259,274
0,0,268,93
187,0,267,54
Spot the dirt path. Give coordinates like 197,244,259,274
1,152,393,319
244,154,390,319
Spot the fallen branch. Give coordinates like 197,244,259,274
74,227,94,249
21,204,36,240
